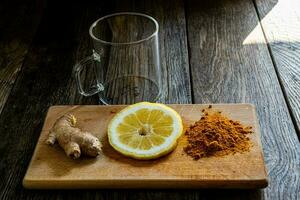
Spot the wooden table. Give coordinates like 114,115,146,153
0,0,299,199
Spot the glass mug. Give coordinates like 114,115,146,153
74,12,162,105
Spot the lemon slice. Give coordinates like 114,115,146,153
108,102,183,160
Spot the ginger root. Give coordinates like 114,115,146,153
46,114,102,159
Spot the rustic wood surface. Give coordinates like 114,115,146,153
0,0,299,199
0,0,44,114
24,104,267,189
186,0,300,199
109,0,192,104
254,0,300,136
71,0,192,105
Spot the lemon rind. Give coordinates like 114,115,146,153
108,102,183,160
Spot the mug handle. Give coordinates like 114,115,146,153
73,51,104,96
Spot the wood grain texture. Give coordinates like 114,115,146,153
0,2,101,199
0,0,193,199
254,0,300,136
23,104,267,189
95,15,162,104
186,0,300,199
0,0,44,114
107,0,192,104
67,0,192,105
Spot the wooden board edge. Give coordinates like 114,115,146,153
23,178,268,189
22,106,54,188
250,104,269,184
46,103,257,107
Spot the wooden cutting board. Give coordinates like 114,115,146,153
23,104,268,189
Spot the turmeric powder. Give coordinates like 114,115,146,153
184,106,252,160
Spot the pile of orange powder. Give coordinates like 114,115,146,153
184,105,253,160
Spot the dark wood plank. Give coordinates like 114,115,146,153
69,0,192,105
0,0,44,114
254,0,300,136
0,0,192,199
0,2,101,199
186,0,300,199
109,0,192,104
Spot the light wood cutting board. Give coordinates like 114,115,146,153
23,104,268,189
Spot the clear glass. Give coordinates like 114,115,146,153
74,12,161,105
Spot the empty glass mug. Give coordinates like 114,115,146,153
74,12,162,105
